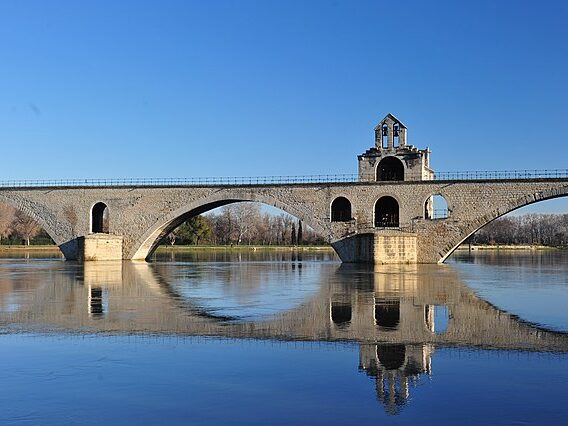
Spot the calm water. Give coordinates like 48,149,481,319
1,248,568,425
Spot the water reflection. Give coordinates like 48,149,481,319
1,257,567,350
1,251,568,416
360,344,432,415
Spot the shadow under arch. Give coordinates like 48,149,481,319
130,191,329,260
440,189,568,263
0,193,69,258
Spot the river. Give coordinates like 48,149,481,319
0,249,567,425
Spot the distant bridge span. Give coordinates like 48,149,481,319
0,176,566,263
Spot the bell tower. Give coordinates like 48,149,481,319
358,113,434,182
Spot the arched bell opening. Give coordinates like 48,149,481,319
376,157,404,181
374,196,400,228
381,124,389,148
91,202,109,234
393,123,400,147
330,197,352,222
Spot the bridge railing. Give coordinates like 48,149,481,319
0,174,362,188
433,169,568,180
0,169,567,188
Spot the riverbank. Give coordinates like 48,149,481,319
456,244,561,251
156,245,334,253
1,244,563,253
0,245,60,251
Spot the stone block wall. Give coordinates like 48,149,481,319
0,178,566,263
78,234,123,261
374,233,417,264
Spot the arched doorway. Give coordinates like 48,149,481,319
374,196,399,228
376,157,404,181
375,299,400,329
91,202,109,233
330,197,352,222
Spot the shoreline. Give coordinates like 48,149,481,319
0,244,564,253
155,245,334,252
163,244,563,252
0,245,61,251
456,244,561,251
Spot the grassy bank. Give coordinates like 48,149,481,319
456,244,561,251
0,245,60,251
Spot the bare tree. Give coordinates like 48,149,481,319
168,228,178,246
0,203,16,243
231,203,261,245
13,210,41,245
280,214,294,245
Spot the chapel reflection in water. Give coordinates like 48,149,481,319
360,343,432,415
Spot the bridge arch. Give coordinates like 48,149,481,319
0,193,68,255
440,187,568,262
129,191,329,260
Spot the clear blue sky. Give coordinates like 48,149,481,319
1,1,566,190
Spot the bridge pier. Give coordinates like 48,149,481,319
76,234,124,261
332,233,417,264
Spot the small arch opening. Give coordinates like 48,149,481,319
91,202,109,233
375,299,400,329
425,194,449,220
330,301,352,326
374,196,399,228
376,156,404,181
330,197,352,222
376,344,406,370
424,305,450,335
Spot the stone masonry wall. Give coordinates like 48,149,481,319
0,178,566,262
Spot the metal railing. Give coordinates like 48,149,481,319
0,174,359,188
0,169,566,188
427,209,450,220
433,169,568,180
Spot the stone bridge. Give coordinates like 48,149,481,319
1,178,567,263
1,114,566,263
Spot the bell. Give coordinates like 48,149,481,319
393,127,399,137
382,126,388,136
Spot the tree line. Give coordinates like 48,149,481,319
0,204,49,245
467,214,568,246
166,203,325,246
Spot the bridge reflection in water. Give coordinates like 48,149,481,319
0,259,566,414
